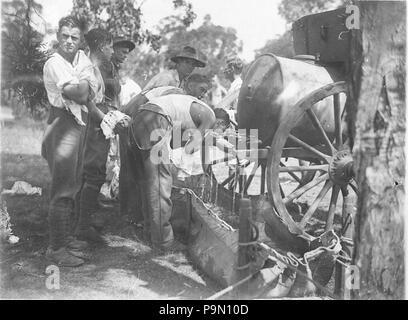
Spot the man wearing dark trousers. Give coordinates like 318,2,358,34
42,16,97,267
75,29,130,245
127,75,235,251
98,36,135,210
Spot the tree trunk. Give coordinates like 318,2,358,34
349,0,405,299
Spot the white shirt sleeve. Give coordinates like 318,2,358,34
44,57,78,91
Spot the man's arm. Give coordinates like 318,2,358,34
215,89,239,110
85,99,105,124
184,102,216,154
62,80,90,105
121,93,148,117
44,57,91,106
191,103,237,155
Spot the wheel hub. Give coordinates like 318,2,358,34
329,149,354,186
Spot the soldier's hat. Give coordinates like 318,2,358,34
171,46,207,68
113,36,135,52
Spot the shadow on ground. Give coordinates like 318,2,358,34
1,152,220,300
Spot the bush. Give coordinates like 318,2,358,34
1,0,50,121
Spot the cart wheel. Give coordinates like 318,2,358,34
267,81,358,239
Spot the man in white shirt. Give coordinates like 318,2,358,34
216,56,244,125
207,75,227,107
42,16,98,267
119,76,141,106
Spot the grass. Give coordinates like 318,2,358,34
0,118,46,155
1,119,49,188
1,119,50,241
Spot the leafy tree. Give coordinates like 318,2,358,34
0,0,196,119
120,1,198,86
166,14,243,78
124,14,243,88
255,30,294,58
70,0,199,88
71,0,196,50
1,0,50,120
278,0,347,24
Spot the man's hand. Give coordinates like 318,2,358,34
113,116,131,135
214,136,237,156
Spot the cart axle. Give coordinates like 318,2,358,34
329,150,354,186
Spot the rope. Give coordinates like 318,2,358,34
259,241,345,299
265,251,338,299
209,245,340,300
286,252,301,267
335,259,350,268
236,262,252,270
174,186,236,232
238,241,258,246
206,273,255,300
204,238,349,299
248,218,259,242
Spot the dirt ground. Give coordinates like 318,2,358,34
0,119,221,300
0,194,219,300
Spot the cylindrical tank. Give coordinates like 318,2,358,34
237,54,346,147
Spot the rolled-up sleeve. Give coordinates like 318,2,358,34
44,58,78,91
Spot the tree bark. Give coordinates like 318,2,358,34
349,0,405,299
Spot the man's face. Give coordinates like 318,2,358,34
177,58,196,78
100,41,114,61
113,46,130,64
223,68,234,82
57,26,81,56
187,81,210,100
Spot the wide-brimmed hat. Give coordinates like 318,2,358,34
113,36,135,52
171,46,207,68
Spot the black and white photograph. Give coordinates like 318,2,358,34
0,0,406,303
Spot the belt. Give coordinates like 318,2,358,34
138,103,173,126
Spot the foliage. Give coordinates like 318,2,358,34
172,0,196,28
167,14,243,77
278,0,347,24
1,0,197,119
124,14,243,88
71,0,196,51
254,30,294,58
1,0,50,120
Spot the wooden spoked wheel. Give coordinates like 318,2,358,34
267,81,357,239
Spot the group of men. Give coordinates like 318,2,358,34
42,15,244,267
